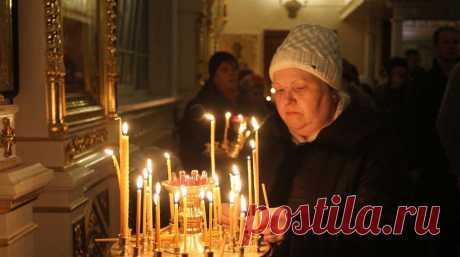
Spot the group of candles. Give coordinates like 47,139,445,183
105,122,172,250
205,113,265,245
134,159,162,249
105,113,266,254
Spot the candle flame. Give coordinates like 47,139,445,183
237,114,244,122
231,164,240,175
225,112,232,119
270,88,276,94
122,122,129,135
213,174,219,186
155,182,161,194
204,113,215,121
266,96,272,102
104,148,114,156
147,159,153,173
136,176,143,189
180,185,187,196
239,122,247,133
143,168,148,179
207,191,213,202
247,155,251,160
235,178,242,193
251,117,259,130
154,193,159,205
174,191,180,203
241,196,247,212
249,139,256,149
229,191,235,203
164,152,170,159
245,130,251,137
200,188,205,199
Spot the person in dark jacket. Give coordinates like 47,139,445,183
178,52,242,172
414,26,460,257
258,24,416,257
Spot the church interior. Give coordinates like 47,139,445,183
1,0,460,257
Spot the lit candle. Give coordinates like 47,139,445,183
165,153,175,224
200,189,208,240
207,191,213,249
119,122,130,238
229,192,235,242
181,185,188,252
154,193,161,248
136,176,143,247
142,169,148,238
104,149,120,184
246,156,253,206
249,138,259,223
239,196,247,245
204,113,216,177
237,114,244,123
147,164,154,241
164,152,172,181
174,192,180,245
223,112,231,148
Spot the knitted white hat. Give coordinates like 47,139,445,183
269,24,343,91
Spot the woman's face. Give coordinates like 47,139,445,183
272,68,337,139
213,62,239,98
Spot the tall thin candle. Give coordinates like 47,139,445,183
204,113,216,177
142,169,148,238
164,153,175,223
154,193,161,248
207,191,213,249
246,156,253,206
136,176,143,247
119,122,130,238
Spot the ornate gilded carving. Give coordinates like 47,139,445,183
44,0,68,134
0,117,15,157
104,0,118,118
65,128,108,162
87,191,110,257
72,217,86,257
44,0,119,131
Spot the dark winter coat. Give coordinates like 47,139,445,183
258,99,415,257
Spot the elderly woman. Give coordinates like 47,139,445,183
259,25,413,257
